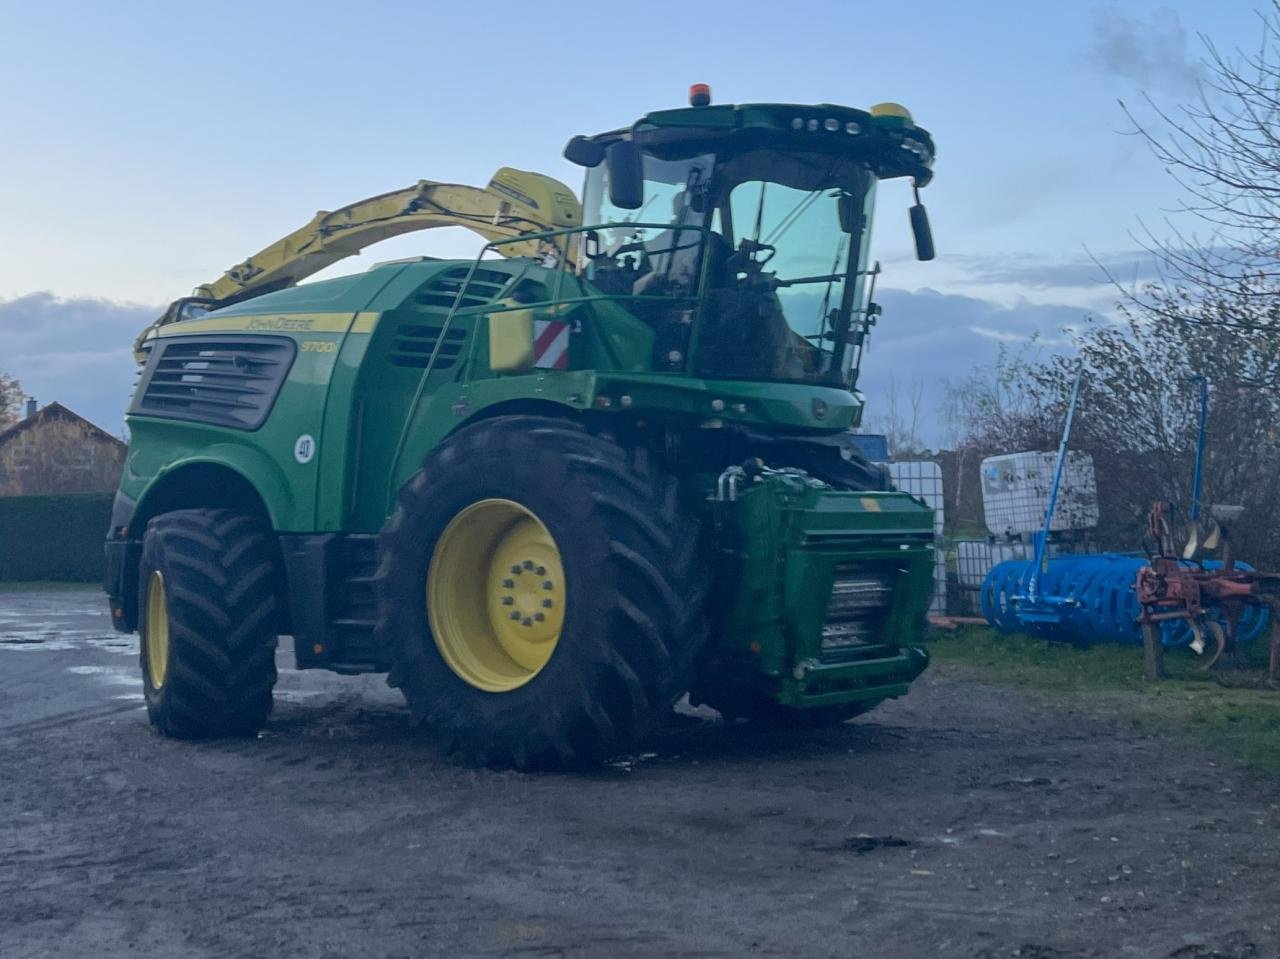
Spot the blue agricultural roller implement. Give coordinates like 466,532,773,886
981,553,1270,647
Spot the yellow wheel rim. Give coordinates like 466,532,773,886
145,570,170,689
427,499,566,692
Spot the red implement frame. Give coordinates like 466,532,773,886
1135,502,1280,683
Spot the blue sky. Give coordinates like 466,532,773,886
0,0,1258,440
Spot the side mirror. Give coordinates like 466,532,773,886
563,135,604,168
606,140,645,210
910,203,935,261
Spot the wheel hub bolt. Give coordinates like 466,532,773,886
522,617,533,627
542,580,553,590
510,564,522,574
522,560,535,570
502,578,515,588
535,566,546,576
534,612,545,622
508,611,521,621
501,596,514,606
542,599,553,608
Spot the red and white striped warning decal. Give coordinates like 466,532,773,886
533,320,569,369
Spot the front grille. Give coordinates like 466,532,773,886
133,336,295,430
820,566,895,657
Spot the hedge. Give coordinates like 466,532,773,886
0,492,114,582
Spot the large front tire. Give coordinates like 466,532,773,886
375,416,708,768
138,509,280,738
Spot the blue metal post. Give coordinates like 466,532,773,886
1025,366,1085,605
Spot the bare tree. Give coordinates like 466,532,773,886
1119,2,1280,314
865,374,928,457
1028,286,1280,559
939,342,1062,534
1039,4,1280,557
0,371,22,429
937,290,1280,560
942,339,1054,452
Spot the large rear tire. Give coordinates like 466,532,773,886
138,509,280,738
375,415,708,768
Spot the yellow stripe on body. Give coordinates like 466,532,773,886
349,312,380,334
155,311,381,337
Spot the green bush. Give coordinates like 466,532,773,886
0,492,113,582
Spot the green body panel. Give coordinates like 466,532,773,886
710,473,933,708
121,265,415,530
590,374,862,430
121,254,873,534
123,328,351,532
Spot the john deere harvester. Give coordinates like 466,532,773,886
105,87,940,766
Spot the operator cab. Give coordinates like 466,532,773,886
564,87,936,390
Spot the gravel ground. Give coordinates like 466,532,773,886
1,588,1276,958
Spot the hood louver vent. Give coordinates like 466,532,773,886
133,336,295,430
411,267,510,310
389,326,468,369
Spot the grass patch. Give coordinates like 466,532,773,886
928,627,1280,772
0,581,101,593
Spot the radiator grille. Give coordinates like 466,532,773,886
133,336,295,430
820,566,896,658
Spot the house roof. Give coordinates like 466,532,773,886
0,402,126,450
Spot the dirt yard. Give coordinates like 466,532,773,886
1,588,1276,957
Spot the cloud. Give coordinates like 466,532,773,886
0,292,158,436
1087,5,1202,93
944,249,1163,290
856,288,1093,446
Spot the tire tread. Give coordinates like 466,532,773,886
375,415,708,767
139,508,279,738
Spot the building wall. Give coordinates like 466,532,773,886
0,415,125,496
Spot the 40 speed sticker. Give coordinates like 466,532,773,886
294,434,316,464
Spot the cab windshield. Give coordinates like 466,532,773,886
580,146,876,386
